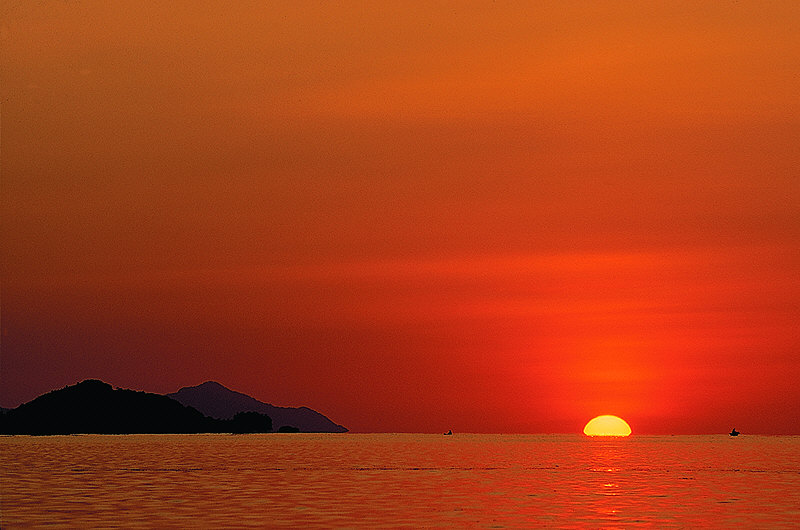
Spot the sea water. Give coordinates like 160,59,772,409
2,434,799,527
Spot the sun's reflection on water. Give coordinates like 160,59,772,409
2,434,799,527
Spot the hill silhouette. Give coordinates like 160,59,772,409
168,381,348,432
0,380,272,435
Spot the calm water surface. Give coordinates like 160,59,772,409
2,434,799,527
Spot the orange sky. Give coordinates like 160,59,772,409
2,1,799,433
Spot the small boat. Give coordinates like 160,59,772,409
729,428,739,437
444,430,453,435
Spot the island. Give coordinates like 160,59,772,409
168,381,348,433
0,380,273,435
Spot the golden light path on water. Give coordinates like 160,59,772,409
584,415,632,437
3,434,800,527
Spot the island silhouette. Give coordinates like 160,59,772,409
168,381,348,433
0,379,346,435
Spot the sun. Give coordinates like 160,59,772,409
583,415,632,437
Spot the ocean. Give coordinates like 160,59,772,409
2,433,799,527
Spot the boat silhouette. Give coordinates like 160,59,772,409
729,428,739,437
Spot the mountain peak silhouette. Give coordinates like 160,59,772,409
195,381,231,390
168,381,347,432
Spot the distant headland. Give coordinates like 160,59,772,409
168,381,348,433
0,380,347,435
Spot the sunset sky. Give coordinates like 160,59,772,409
2,1,798,434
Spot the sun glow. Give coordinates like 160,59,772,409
583,415,632,437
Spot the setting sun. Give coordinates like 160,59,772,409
583,415,632,437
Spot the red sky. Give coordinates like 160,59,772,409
2,1,798,434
